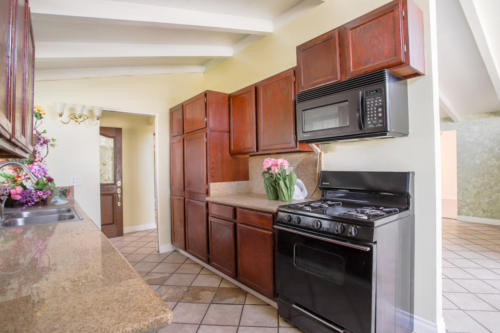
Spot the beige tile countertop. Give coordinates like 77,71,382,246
0,203,172,333
206,193,304,213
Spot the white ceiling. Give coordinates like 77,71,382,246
32,0,324,80
438,0,500,120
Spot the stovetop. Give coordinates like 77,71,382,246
281,200,403,222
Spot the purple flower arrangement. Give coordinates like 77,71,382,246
0,105,57,208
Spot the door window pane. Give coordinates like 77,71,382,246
100,135,114,183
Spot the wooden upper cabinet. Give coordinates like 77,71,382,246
0,0,34,157
229,86,257,154
184,130,207,200
183,93,206,133
170,136,184,196
171,196,185,250
170,104,183,137
206,91,229,132
12,0,32,153
342,0,424,79
296,29,342,92
256,69,297,152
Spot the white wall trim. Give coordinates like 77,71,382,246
457,215,500,226
124,222,156,234
159,243,175,253
413,314,440,333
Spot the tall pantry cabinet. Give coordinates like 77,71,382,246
169,91,249,262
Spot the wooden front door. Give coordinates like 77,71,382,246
100,127,123,238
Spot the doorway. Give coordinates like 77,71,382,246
100,127,124,238
99,111,157,240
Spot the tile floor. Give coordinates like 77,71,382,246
110,219,500,333
110,229,304,333
443,218,500,333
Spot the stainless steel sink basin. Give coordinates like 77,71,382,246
1,207,81,228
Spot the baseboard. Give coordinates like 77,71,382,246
413,314,441,333
124,222,156,234
457,215,500,226
159,243,175,253
176,248,277,308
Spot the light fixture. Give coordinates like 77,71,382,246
58,103,102,125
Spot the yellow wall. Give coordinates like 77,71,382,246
202,0,442,328
100,111,156,232
34,72,205,249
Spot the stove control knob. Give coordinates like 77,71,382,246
334,223,345,235
294,216,302,225
284,214,292,223
312,219,322,230
347,226,359,238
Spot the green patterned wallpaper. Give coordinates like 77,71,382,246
441,112,500,219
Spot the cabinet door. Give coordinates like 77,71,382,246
342,0,404,78
183,93,206,133
229,86,256,154
237,223,274,298
171,196,185,250
170,135,184,196
170,104,183,137
12,0,31,151
209,217,236,277
184,131,207,200
296,29,342,92
185,199,208,262
256,69,296,152
0,0,15,140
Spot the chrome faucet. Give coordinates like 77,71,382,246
0,161,39,222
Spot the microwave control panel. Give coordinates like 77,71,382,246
364,88,384,128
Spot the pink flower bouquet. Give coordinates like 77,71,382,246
262,158,297,202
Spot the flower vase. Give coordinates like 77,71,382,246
263,174,278,200
277,169,297,202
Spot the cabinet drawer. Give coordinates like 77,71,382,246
209,203,235,220
236,208,273,230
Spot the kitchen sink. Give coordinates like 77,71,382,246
1,207,81,228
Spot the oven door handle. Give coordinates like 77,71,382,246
292,304,347,333
274,225,371,252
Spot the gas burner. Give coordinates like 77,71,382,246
342,211,369,220
380,207,399,214
326,201,342,206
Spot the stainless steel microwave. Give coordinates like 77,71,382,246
296,69,409,143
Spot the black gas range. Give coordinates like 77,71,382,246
275,171,414,333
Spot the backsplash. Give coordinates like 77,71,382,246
441,113,500,219
249,152,320,199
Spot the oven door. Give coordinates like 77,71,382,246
276,225,375,333
296,89,362,142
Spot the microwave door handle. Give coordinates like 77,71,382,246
358,90,365,130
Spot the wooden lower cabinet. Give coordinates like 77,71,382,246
185,199,208,262
209,217,236,277
237,223,274,298
171,196,185,250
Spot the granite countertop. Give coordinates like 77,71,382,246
0,203,172,333
206,193,304,213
